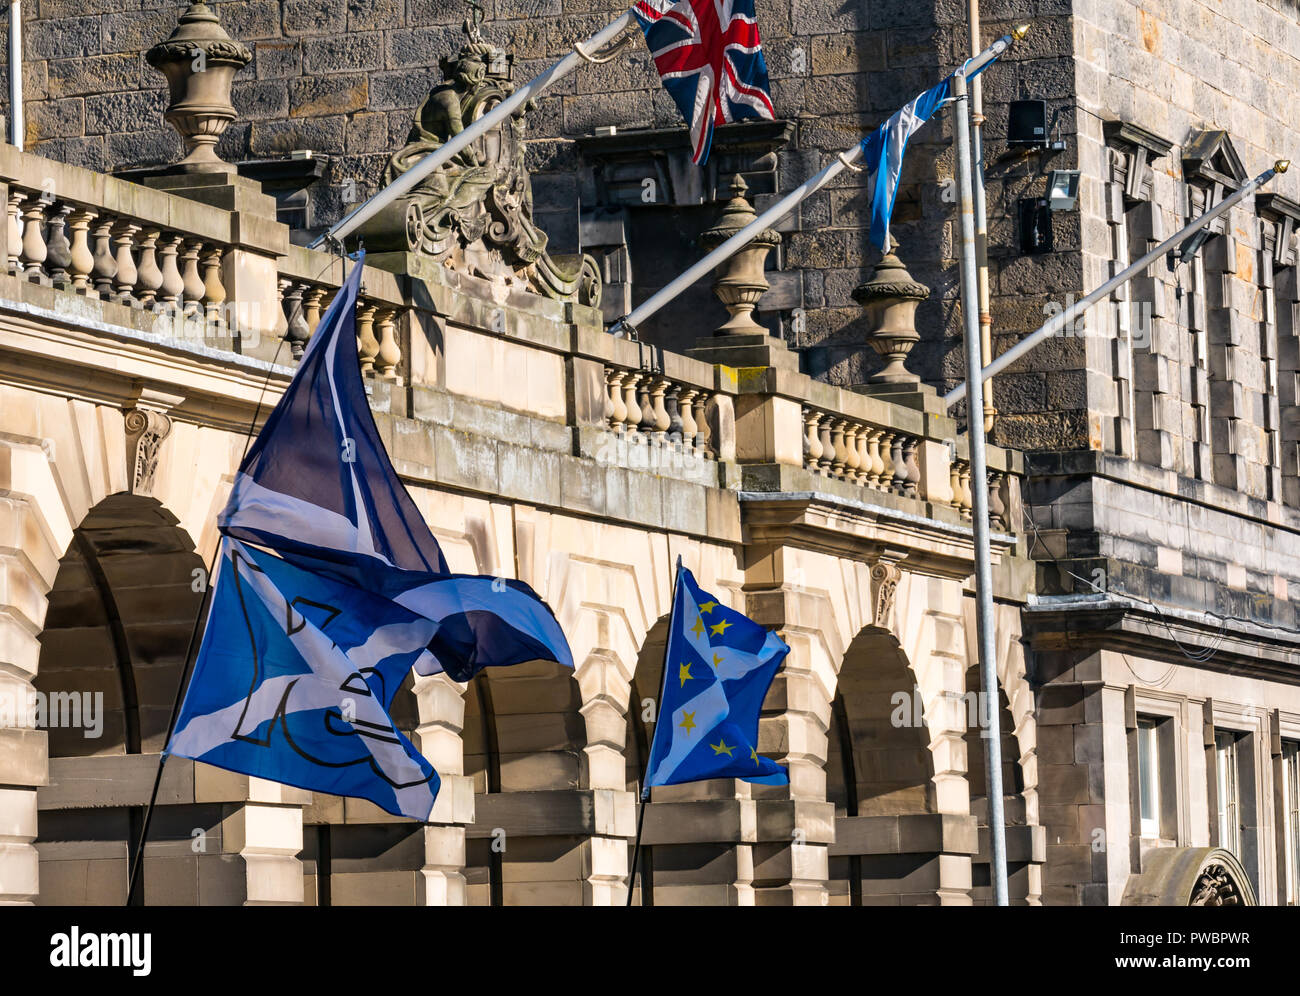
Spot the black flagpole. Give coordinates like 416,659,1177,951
125,251,360,906
627,554,682,906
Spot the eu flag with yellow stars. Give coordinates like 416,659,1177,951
644,563,790,794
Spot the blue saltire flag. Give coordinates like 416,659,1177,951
644,563,789,793
859,56,1000,250
167,253,574,820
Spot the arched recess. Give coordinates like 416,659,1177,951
826,627,944,905
623,615,670,905
33,493,205,905
461,658,588,905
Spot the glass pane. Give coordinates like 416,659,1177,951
1137,720,1158,836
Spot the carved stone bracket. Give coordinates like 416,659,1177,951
123,389,183,497
867,552,907,632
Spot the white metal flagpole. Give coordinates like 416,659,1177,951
8,1,22,147
951,66,1010,908
309,10,636,250
943,159,1289,409
609,27,1027,338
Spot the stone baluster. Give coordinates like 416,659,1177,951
817,416,835,474
91,216,117,298
6,190,24,275
158,234,185,310
803,408,822,470
666,384,684,449
112,221,141,305
862,429,882,488
201,244,227,329
830,420,848,478
678,388,699,455
649,379,670,446
622,373,642,441
281,280,310,360
66,208,96,294
605,369,627,432
135,228,164,307
376,308,401,380
854,426,871,485
20,195,49,282
890,435,908,494
356,302,380,376
959,465,973,519
45,204,74,288
303,287,325,335
634,377,654,443
692,392,712,457
868,431,889,488
903,437,921,498
987,470,1006,531
844,422,862,483
180,240,205,317
950,463,963,513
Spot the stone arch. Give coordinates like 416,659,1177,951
826,626,948,905
822,568,975,905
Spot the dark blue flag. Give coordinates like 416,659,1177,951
168,254,573,820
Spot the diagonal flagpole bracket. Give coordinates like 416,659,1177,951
574,23,638,64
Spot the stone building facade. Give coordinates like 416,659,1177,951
1,0,1299,906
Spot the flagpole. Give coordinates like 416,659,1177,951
943,159,1290,408
122,252,352,903
951,67,1009,907
126,537,222,905
968,0,996,434
309,11,636,250
626,553,683,906
607,28,1026,338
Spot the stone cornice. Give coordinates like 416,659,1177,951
1022,593,1300,681
737,489,1024,585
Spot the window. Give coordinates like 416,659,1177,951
1137,718,1161,838
1284,740,1300,906
1216,731,1241,855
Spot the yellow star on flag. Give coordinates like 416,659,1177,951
710,618,732,637
690,617,706,638
698,600,718,614
710,738,734,757
750,747,761,767
678,662,694,687
712,652,725,669
679,711,697,734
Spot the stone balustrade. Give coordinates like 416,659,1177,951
601,361,718,459
277,245,409,378
800,404,921,497
2,178,231,327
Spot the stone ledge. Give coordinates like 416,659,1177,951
829,813,979,857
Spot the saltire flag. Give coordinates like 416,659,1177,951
858,56,1000,250
633,0,774,165
644,563,789,792
167,253,573,820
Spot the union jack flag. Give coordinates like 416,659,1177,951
633,0,774,165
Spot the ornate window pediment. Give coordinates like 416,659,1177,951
1183,129,1248,197
1103,119,1172,204
1258,192,1300,268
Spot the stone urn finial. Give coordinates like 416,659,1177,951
852,250,930,384
699,175,781,336
146,2,252,174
